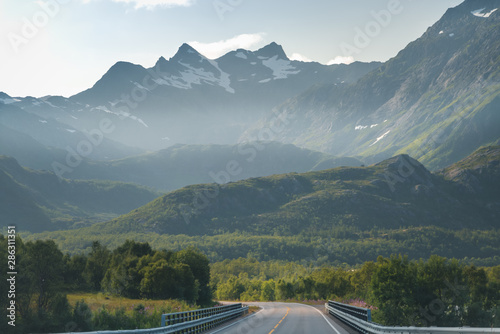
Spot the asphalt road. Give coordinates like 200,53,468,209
206,302,352,334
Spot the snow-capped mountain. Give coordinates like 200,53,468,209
1,43,380,153
73,41,379,107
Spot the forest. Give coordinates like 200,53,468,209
0,236,210,333
1,235,499,333
212,256,500,327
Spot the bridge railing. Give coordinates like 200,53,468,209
63,303,248,334
161,303,244,327
325,301,500,334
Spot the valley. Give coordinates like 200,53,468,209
1,0,500,332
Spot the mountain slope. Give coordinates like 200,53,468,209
71,146,500,237
0,98,144,166
1,43,380,157
0,156,160,232
63,142,363,191
438,145,500,198
65,43,381,149
245,0,500,170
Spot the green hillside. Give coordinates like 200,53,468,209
73,146,500,235
0,156,160,232
25,146,500,265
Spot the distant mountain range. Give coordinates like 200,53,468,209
63,142,363,192
2,1,499,176
0,43,380,157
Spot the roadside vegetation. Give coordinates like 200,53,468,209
1,235,498,333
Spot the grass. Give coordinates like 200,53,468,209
247,305,261,314
66,292,195,313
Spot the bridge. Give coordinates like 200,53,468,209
63,300,500,334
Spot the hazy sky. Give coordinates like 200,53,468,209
1,0,463,98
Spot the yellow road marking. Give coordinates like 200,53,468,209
268,307,290,334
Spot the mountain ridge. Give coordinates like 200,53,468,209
69,145,500,237
244,0,500,170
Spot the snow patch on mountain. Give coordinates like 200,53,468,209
129,115,149,128
207,59,235,93
235,52,247,59
153,60,234,93
95,105,149,128
370,130,391,146
471,8,498,18
132,81,151,91
0,97,20,104
262,56,301,80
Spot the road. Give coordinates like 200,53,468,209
206,302,352,334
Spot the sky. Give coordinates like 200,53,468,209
0,0,463,98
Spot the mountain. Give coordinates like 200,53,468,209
37,43,377,150
60,146,500,237
0,156,160,232
0,43,380,169
438,145,500,198
73,42,379,107
28,146,500,264
62,142,363,191
0,97,144,169
244,0,500,170
0,123,65,170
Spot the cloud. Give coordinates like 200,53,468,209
289,53,313,62
90,0,194,10
188,33,266,59
327,56,355,65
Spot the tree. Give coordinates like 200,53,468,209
260,280,275,301
140,259,189,300
371,255,418,326
174,247,211,305
24,240,65,312
84,241,110,291
18,239,72,333
216,276,245,300
63,253,88,290
275,279,294,300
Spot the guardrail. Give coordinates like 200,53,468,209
63,303,248,334
327,300,371,322
325,301,500,334
161,303,243,327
